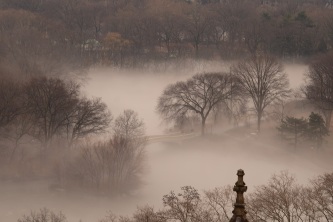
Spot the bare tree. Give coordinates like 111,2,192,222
103,32,132,67
268,98,291,123
24,76,112,149
231,53,290,132
68,110,146,193
0,78,28,162
157,72,241,135
298,187,323,222
109,135,146,191
6,113,34,162
24,76,79,148
304,51,333,129
66,97,112,146
99,212,134,222
133,205,164,222
160,185,221,222
99,212,119,222
113,109,145,141
247,171,307,222
203,186,234,222
18,208,67,222
0,77,23,129
69,136,145,193
94,171,333,222
306,173,333,221
182,2,213,57
150,0,184,57
161,186,202,222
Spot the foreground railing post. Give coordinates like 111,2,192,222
229,169,249,222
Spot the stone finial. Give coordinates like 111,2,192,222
229,169,249,222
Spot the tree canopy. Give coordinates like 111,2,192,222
232,53,290,132
157,72,242,135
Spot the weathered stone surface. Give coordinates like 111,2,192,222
229,169,249,222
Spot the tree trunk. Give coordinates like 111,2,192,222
201,117,206,136
195,43,199,58
257,111,262,132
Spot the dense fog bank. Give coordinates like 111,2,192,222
1,61,332,222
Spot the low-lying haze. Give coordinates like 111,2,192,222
1,61,331,222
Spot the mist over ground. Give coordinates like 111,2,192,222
83,60,231,135
84,61,307,135
0,61,331,222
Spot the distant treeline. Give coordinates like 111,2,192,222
1,0,333,75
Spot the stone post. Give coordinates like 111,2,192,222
229,169,249,222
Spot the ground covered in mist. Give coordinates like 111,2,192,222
2,127,331,222
1,62,331,222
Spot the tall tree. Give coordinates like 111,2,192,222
247,171,306,222
157,72,241,135
113,109,146,144
232,53,290,132
24,77,79,148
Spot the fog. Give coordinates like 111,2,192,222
1,61,331,222
84,62,308,135
83,60,231,135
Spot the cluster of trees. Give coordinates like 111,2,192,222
18,171,333,222
0,76,146,193
157,53,290,135
18,208,67,222
158,50,333,148
247,171,333,222
1,0,333,74
157,72,244,135
0,76,111,162
278,112,329,148
304,51,333,130
274,49,333,149
67,110,146,193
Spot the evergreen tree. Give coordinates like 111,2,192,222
306,112,329,148
277,116,308,148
